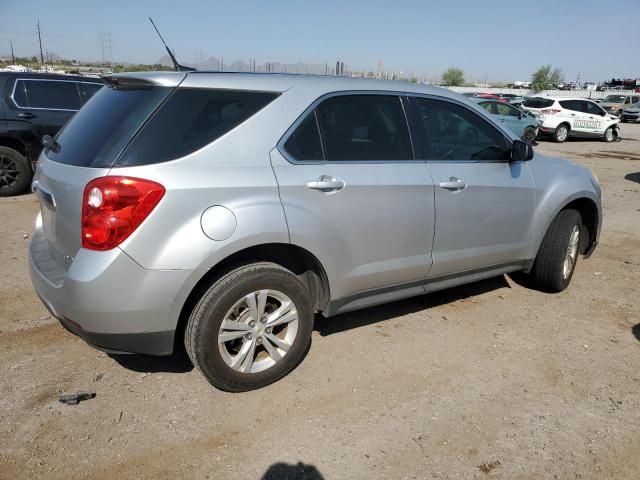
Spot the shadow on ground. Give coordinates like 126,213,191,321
624,172,640,184
632,324,640,342
109,349,193,373
262,462,323,480
315,275,510,336
109,276,511,372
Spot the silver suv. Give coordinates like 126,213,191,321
30,72,602,391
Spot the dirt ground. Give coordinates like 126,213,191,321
1,124,639,480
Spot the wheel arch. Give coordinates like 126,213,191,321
0,136,28,159
532,194,600,263
174,242,330,351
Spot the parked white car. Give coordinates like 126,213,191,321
521,97,620,143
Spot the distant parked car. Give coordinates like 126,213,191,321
474,98,539,143
620,103,640,123
599,94,640,117
474,93,508,102
0,72,104,196
521,96,621,143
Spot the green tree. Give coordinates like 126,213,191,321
441,67,465,86
531,65,563,92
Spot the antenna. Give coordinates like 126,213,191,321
148,17,196,72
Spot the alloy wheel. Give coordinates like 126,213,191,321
0,155,20,190
563,225,580,279
218,289,299,374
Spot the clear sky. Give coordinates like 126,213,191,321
1,0,638,82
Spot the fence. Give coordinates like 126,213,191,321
445,86,635,99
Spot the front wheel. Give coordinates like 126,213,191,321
553,124,569,143
185,262,314,391
603,126,616,142
522,126,537,144
529,209,582,292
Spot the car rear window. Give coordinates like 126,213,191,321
46,85,172,167
523,98,554,109
116,89,279,166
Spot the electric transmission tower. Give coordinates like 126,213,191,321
100,32,114,70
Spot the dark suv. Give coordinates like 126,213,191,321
0,72,104,196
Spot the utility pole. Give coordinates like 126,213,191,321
36,19,44,63
10,41,15,64
221,57,224,71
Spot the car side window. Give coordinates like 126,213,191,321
316,95,413,161
478,101,495,114
16,80,81,110
585,101,604,116
79,82,103,104
633,96,640,103
495,102,520,117
413,97,508,161
284,111,324,161
559,100,573,110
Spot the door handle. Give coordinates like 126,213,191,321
18,112,36,119
439,177,467,191
306,175,345,192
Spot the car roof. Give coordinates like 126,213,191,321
0,71,104,82
107,71,464,99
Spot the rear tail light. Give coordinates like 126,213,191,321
82,176,165,251
541,108,561,115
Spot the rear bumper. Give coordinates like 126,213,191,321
29,224,199,356
54,311,174,355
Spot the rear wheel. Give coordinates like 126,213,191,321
185,262,314,392
529,209,582,292
553,124,569,143
0,147,31,197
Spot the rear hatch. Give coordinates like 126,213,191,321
33,75,181,269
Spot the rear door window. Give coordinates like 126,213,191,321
14,79,81,110
284,112,324,161
315,94,413,161
412,97,508,161
117,89,279,166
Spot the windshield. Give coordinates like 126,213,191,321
46,85,172,167
603,95,626,103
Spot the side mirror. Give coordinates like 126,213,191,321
511,139,533,161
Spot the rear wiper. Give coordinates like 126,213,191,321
42,134,61,153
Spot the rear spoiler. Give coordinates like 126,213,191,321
101,72,187,89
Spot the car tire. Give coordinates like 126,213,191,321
553,124,569,143
529,209,582,293
522,126,537,144
0,146,31,197
603,126,616,142
185,262,314,392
